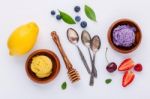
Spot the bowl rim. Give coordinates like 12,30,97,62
107,18,142,54
25,49,60,84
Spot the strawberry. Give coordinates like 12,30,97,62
118,58,135,71
122,71,135,87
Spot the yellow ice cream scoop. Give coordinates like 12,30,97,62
31,55,53,78
36,72,51,78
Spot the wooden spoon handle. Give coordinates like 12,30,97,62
51,31,73,69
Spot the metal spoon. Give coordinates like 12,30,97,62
67,28,91,74
81,30,97,77
89,35,101,86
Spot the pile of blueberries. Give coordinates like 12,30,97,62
51,6,87,28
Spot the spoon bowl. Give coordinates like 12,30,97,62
67,28,79,44
81,30,91,48
91,35,101,53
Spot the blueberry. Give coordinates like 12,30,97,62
75,16,81,22
56,15,61,20
80,21,87,28
51,10,56,15
74,6,80,12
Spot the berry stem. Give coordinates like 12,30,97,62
105,47,109,64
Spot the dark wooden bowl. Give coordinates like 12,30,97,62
25,49,60,84
108,18,142,54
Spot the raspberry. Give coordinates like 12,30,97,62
134,64,143,72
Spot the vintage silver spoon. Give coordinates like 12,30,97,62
67,28,91,74
89,35,101,86
81,30,97,77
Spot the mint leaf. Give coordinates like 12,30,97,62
105,79,112,84
61,82,67,90
59,10,76,24
84,5,96,22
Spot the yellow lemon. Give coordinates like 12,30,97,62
7,22,39,56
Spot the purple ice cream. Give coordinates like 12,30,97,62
112,25,136,47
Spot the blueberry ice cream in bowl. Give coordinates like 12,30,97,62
113,25,136,47
108,19,142,53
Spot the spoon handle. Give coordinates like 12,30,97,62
88,48,95,75
92,54,97,77
89,54,97,86
89,72,94,86
76,46,91,74
51,31,73,69
88,48,93,65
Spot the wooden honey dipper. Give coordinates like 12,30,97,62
51,31,80,83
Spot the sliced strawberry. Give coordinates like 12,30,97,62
122,71,135,87
118,58,135,71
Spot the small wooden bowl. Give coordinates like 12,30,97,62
108,18,142,53
25,49,60,84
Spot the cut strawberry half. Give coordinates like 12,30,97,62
122,71,135,87
118,58,135,71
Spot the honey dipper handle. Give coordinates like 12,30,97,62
51,31,73,69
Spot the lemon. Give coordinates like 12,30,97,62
7,22,39,56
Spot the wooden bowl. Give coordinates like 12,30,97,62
25,49,60,84
108,18,142,53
